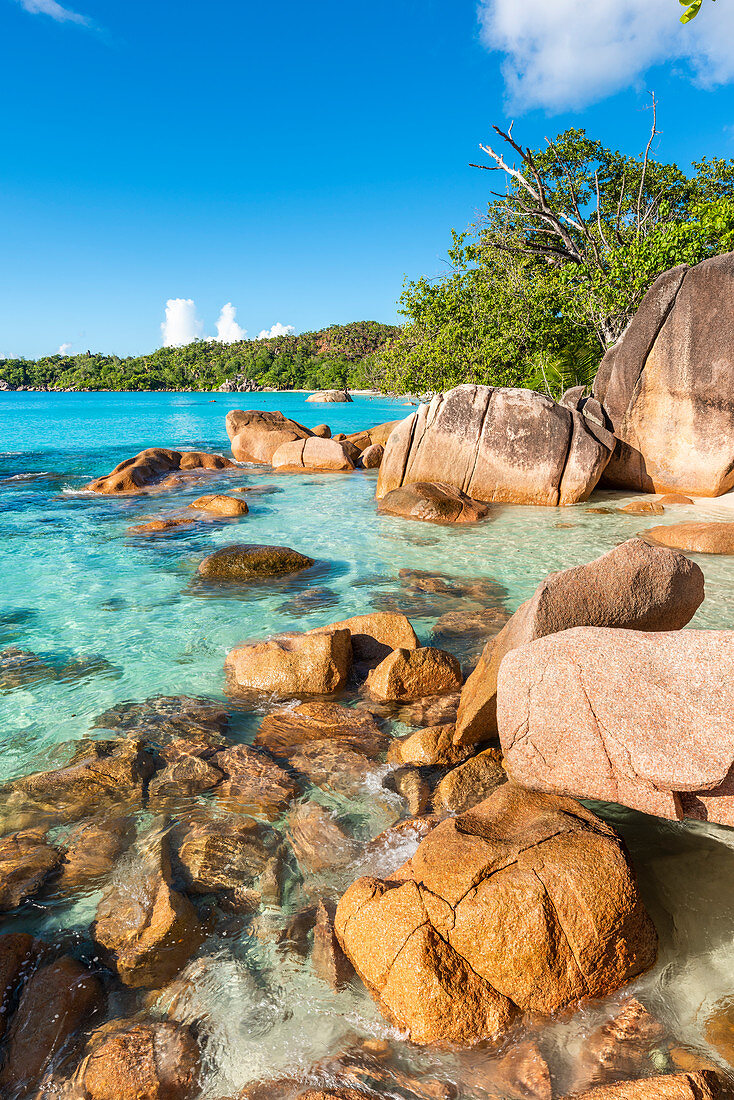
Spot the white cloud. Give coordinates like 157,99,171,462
161,298,203,347
17,0,89,25
58,342,72,355
478,0,734,112
215,303,247,344
257,322,296,340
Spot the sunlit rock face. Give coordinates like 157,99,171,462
594,251,734,497
376,384,614,508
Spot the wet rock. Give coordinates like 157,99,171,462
290,741,379,799
85,448,234,494
306,389,352,403
398,569,508,603
94,830,204,988
335,784,657,1045
456,537,705,747
226,630,352,697
0,647,116,691
0,933,40,1040
311,899,355,989
619,500,665,515
309,611,418,666
312,424,331,438
226,409,312,464
128,516,199,535
563,1071,733,1098
15,738,155,819
148,754,223,805
198,543,315,580
0,829,61,911
657,493,694,505
286,803,357,874
593,252,734,497
458,1039,552,1099
82,1020,201,1100
361,816,441,878
272,437,356,472
366,647,463,702
277,586,340,616
378,482,492,524
189,493,249,516
498,627,734,824
56,816,135,893
0,956,102,1092
387,724,470,768
430,606,510,644
568,998,667,1094
377,385,613,507
211,743,300,818
255,701,388,760
645,522,734,555
383,766,432,815
433,748,506,815
397,693,460,728
171,810,274,896
92,694,230,750
358,444,384,469
705,998,734,1065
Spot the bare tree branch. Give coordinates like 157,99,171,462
636,92,659,232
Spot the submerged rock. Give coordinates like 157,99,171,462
0,829,61,911
498,626,734,826
198,543,315,580
0,956,102,1092
376,384,613,507
377,482,491,524
82,1020,201,1100
0,933,40,1040
366,646,463,702
335,784,657,1045
92,693,229,750
0,646,117,691
93,830,204,988
255,701,388,760
644,522,734,555
226,630,352,697
286,803,357,874
128,516,198,535
84,448,235,494
226,409,312,464
56,816,135,893
593,251,734,497
211,743,300,818
312,899,355,989
455,537,705,747
289,741,379,799
172,811,274,896
309,611,418,666
148,754,223,805
568,998,667,1094
563,1071,732,1098
188,493,249,516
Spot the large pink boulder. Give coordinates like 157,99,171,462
271,436,355,471
376,385,613,507
498,626,734,825
455,538,704,747
225,409,312,464
594,252,734,496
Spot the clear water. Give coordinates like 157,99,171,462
2,390,734,1096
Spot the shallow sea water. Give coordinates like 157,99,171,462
1,390,734,1097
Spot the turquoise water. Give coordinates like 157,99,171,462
2,390,734,1095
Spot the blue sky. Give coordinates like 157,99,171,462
1,0,734,358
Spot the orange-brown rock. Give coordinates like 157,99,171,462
309,611,418,665
94,831,204,988
455,537,705,747
376,385,613,507
286,803,357,874
210,742,299,818
334,784,657,1045
0,829,61,911
563,1071,733,1098
128,516,199,535
567,998,667,1094
358,443,384,469
344,419,403,453
312,423,331,438
657,493,694,505
593,252,734,497
705,998,734,1065
82,1020,201,1100
366,647,462,702
85,448,234,494
172,812,273,894
433,747,506,814
198,543,315,580
645,521,734,555
387,725,470,768
498,627,734,824
255,701,388,759
226,630,352,696
312,899,355,989
458,1039,552,1100
272,436,356,472
0,956,102,1092
226,409,312,463
289,741,378,799
189,493,249,516
619,500,664,515
56,816,134,893
0,933,39,1040
377,482,491,524
147,754,223,805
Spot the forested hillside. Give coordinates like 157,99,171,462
0,321,399,393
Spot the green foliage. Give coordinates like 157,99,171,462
679,0,715,24
379,121,734,396
0,321,399,393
